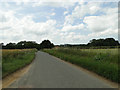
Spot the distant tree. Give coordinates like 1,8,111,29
5,43,16,49
40,40,54,49
104,38,119,46
2,40,55,50
88,38,119,46
16,41,39,49
16,41,26,49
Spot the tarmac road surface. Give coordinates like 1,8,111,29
8,51,115,88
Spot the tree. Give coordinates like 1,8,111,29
88,38,119,46
16,41,39,49
40,40,54,49
5,43,16,49
2,40,54,50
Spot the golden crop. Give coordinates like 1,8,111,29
2,49,37,59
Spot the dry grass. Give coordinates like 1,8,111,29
2,49,37,78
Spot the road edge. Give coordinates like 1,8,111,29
44,52,119,88
2,52,37,88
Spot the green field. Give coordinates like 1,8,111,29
43,48,119,83
2,49,37,78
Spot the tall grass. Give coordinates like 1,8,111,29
43,48,119,83
2,49,37,78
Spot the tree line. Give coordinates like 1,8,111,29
1,40,54,50
1,38,120,49
87,38,119,46
59,38,120,48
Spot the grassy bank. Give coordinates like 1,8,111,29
2,49,37,78
43,48,119,83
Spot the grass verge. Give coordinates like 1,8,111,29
43,48,119,83
2,49,37,78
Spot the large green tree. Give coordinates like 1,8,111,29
5,43,16,49
16,41,39,49
40,40,54,49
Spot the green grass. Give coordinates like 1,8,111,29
2,49,37,78
43,48,119,83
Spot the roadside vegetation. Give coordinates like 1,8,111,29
1,38,119,82
43,48,119,83
2,49,37,78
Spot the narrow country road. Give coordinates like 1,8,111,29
8,51,115,88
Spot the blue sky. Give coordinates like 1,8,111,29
0,0,119,44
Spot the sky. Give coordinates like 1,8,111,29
0,0,119,45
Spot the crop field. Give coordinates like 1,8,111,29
43,48,119,83
2,49,37,78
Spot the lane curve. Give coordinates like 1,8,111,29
8,51,115,88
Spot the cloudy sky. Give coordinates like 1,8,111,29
0,0,119,45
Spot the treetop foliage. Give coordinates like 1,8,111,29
1,38,119,49
2,40,54,50
87,38,119,46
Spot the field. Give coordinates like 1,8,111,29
43,48,119,83
2,49,37,78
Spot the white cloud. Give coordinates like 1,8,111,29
58,31,90,44
83,7,118,32
84,16,108,32
64,11,68,15
87,29,118,40
64,15,74,25
62,24,84,31
32,0,76,8
64,2,101,25
51,12,56,16
0,1,118,44
0,8,58,44
63,2,118,41
0,7,87,44
0,10,15,23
